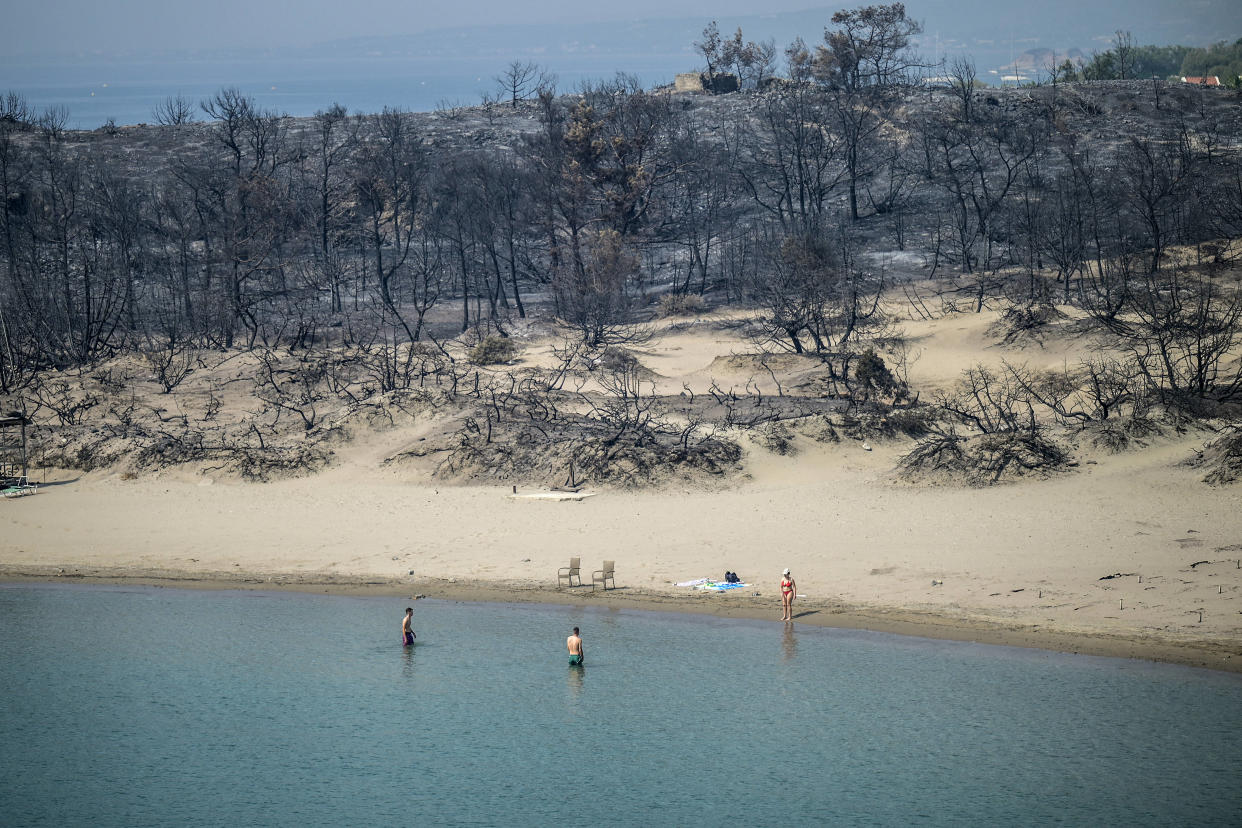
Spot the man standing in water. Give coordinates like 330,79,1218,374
567,627,584,666
402,607,416,646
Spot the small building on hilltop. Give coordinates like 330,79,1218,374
674,72,740,94
1181,76,1221,86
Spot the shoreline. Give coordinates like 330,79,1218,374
6,565,1239,674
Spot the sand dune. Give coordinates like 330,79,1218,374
3,307,1240,672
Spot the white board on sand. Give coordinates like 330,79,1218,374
507,491,597,502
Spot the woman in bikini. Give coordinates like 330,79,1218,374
780,568,796,622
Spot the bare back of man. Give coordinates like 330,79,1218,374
567,627,584,666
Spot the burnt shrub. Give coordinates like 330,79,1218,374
468,336,519,366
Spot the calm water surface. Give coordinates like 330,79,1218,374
0,58,675,129
1,583,1240,826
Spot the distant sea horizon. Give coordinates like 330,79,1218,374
0,55,683,130
5,0,1239,130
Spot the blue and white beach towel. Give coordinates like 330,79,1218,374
697,582,749,591
675,578,750,591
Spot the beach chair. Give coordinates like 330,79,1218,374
591,561,615,592
558,557,582,588
2,476,35,498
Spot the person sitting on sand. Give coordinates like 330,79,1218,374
780,568,796,622
567,627,584,666
402,607,416,646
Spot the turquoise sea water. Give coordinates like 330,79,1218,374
0,57,676,130
1,583,1240,827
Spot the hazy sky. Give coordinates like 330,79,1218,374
6,0,818,55
8,0,1230,59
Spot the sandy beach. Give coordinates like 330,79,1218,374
4,434,1240,671
3,309,1240,671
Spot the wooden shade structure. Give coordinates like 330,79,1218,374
0,411,31,484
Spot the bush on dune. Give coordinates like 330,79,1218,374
1187,425,1242,485
468,336,519,366
897,429,1071,486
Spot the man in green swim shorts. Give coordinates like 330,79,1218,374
567,627,584,666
